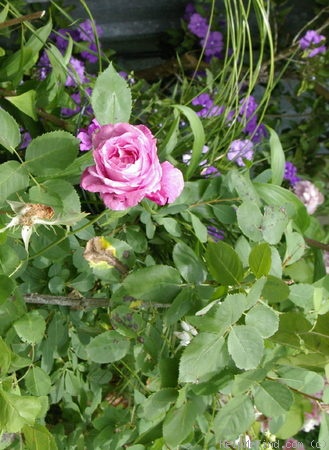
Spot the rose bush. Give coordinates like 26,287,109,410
80,122,184,210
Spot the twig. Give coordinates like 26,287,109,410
305,237,329,252
23,293,109,309
0,11,46,30
17,293,171,310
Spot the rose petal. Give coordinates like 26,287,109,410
147,161,184,206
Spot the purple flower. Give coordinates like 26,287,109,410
191,93,223,117
207,226,224,242
239,95,258,118
188,13,209,38
192,93,213,117
200,31,224,57
284,162,300,185
227,139,254,166
238,96,266,142
61,92,82,116
77,118,101,151
19,130,32,149
81,42,99,63
201,166,220,177
78,19,103,43
299,30,326,57
37,51,51,80
184,3,196,21
65,57,87,87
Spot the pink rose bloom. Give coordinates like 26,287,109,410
80,123,184,210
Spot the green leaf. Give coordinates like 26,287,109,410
212,204,236,224
245,303,279,338
123,265,181,303
163,396,205,447
254,380,293,417
0,20,52,84
249,243,272,278
155,217,181,237
0,161,29,203
277,366,324,395
23,424,58,450
86,330,130,363
25,131,78,177
227,325,264,369
205,241,244,285
254,182,310,232
0,274,16,304
25,367,52,396
319,412,329,450
270,312,312,348
141,388,178,422
13,311,46,344
232,369,267,395
0,337,11,376
204,293,247,336
0,389,43,432
262,205,289,245
288,283,314,310
236,201,263,242
270,395,305,439
190,212,208,243
283,231,306,266
262,275,290,303
5,90,37,120
268,126,285,185
214,395,255,441
178,333,227,383
227,169,261,205
173,105,205,180
91,63,132,124
173,242,207,284
245,277,267,308
0,108,21,152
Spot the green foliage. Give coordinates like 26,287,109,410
0,0,327,447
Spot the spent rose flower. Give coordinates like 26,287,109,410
293,180,324,214
80,123,184,210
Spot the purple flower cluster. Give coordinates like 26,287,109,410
299,30,326,58
284,162,300,185
77,118,101,151
227,139,254,166
37,19,103,91
191,93,265,144
191,93,224,118
185,5,224,59
238,95,267,143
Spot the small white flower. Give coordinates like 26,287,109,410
174,321,198,346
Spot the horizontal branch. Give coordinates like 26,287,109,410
23,293,109,309
20,293,171,310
